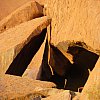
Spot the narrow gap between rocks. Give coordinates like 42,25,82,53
6,28,47,76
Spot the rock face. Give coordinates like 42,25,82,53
0,1,43,34
46,0,100,51
0,75,56,100
22,34,47,79
0,16,51,76
80,57,100,100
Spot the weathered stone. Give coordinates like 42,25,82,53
35,88,64,97
49,44,72,76
46,0,100,51
0,0,32,21
0,74,56,100
0,16,51,76
42,90,71,100
80,57,100,100
0,1,43,34
22,34,47,79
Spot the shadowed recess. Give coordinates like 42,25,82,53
6,28,47,76
65,46,99,91
49,44,72,89
46,44,99,91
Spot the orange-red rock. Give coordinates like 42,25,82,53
0,16,51,76
80,57,100,100
0,74,56,100
0,1,43,33
23,34,47,79
46,0,100,51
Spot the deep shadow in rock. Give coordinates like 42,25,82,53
49,44,72,89
37,39,52,81
44,43,99,91
65,46,99,91
6,28,47,76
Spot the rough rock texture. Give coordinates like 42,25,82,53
42,90,71,100
46,0,100,51
0,0,43,34
22,34,47,79
80,57,100,100
0,16,51,76
0,75,56,100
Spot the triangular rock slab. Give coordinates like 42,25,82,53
0,16,51,76
80,57,100,100
0,1,43,34
22,33,47,79
0,74,56,100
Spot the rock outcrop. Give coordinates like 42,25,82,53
46,0,100,51
0,1,43,34
0,16,51,76
80,57,100,100
0,74,56,100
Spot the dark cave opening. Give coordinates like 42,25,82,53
46,45,99,92
6,28,47,76
64,46,99,91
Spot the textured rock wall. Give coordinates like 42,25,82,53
46,0,100,51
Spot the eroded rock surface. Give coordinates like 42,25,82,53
0,74,56,100
0,1,43,34
46,0,100,51
0,16,51,76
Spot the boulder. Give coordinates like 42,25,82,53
0,74,56,100
80,57,100,100
46,0,100,51
0,16,51,76
0,0,43,34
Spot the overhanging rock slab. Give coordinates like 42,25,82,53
0,16,51,76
